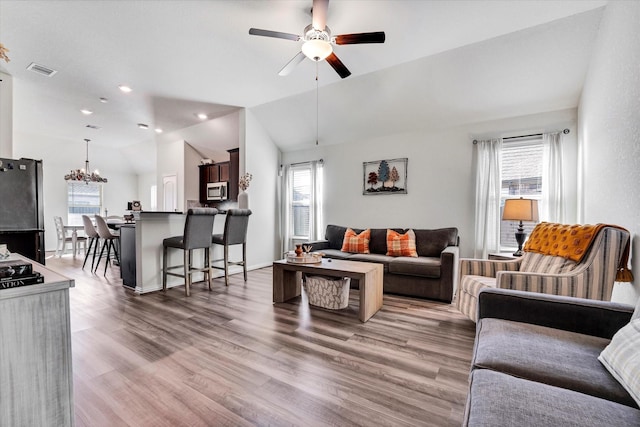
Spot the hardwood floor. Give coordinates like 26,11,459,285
45,254,476,427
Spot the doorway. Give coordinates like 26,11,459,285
163,174,177,212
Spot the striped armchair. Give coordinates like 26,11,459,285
455,225,631,322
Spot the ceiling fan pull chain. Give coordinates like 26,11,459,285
316,62,319,145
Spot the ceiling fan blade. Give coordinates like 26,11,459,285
278,51,306,76
326,52,351,79
249,28,300,41
335,31,386,45
312,0,329,31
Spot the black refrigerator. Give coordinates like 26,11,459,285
0,157,45,264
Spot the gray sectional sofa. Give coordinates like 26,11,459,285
464,287,640,426
307,225,459,302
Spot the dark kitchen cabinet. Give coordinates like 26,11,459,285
218,162,230,182
199,165,215,203
227,148,239,203
202,164,218,183
198,148,239,203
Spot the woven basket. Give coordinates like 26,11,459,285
303,275,351,310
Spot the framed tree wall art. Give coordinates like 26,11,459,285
363,158,407,195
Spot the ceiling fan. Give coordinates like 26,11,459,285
249,0,385,79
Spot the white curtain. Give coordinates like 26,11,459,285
279,160,323,254
278,164,291,257
542,132,565,223
309,160,324,242
474,138,502,258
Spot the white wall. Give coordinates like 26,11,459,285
184,142,201,207
0,71,12,157
579,1,640,304
137,172,157,211
244,108,280,268
281,109,577,258
14,132,138,251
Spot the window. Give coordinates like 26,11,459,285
291,165,312,239
499,138,543,249
67,182,102,226
284,160,323,247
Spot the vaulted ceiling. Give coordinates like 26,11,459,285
0,1,606,170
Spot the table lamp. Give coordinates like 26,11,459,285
502,197,539,256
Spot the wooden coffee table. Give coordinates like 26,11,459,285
272,258,384,322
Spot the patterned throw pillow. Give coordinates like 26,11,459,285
341,228,371,254
386,229,418,257
599,319,640,407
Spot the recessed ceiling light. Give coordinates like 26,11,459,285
99,97,108,103
137,123,149,129
119,85,132,93
81,109,93,115
197,113,208,120
154,128,163,134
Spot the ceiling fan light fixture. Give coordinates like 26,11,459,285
302,39,332,61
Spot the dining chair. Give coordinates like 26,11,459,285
211,209,252,286
162,208,218,296
53,215,87,257
81,215,100,271
94,215,120,275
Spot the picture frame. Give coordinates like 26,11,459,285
363,158,407,195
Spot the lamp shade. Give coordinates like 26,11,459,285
301,39,333,61
502,198,539,222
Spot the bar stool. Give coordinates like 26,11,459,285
94,215,120,275
211,208,251,286
163,208,218,296
81,215,100,271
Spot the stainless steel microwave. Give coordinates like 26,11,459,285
206,181,228,201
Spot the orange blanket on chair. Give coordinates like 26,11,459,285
524,222,633,282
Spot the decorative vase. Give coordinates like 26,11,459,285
295,244,303,257
238,190,249,209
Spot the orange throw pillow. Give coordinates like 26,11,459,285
524,222,603,262
386,229,418,257
341,228,371,254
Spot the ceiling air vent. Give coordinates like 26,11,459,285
26,62,58,77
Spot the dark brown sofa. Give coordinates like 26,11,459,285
306,225,459,302
464,288,640,426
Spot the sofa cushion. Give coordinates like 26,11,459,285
325,225,350,250
520,251,579,274
320,249,353,260
474,318,636,408
599,319,640,407
413,228,458,257
388,256,441,278
456,275,498,322
386,229,418,257
464,369,640,427
347,253,395,272
340,228,370,254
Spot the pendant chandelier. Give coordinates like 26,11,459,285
64,138,108,183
